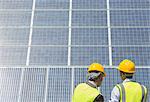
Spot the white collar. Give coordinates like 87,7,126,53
123,78,134,83
88,81,98,89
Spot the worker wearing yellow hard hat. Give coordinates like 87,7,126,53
109,59,148,102
72,63,106,102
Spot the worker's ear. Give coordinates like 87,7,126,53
99,74,103,81
120,71,126,80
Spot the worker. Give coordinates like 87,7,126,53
72,63,106,102
109,59,148,102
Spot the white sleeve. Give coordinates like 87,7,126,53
108,86,120,102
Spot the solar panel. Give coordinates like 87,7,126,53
34,11,69,26
30,47,68,65
0,28,29,45
72,0,106,9
0,0,149,102
112,28,150,45
110,0,150,9
0,47,27,66
72,11,107,26
0,11,31,26
0,0,32,9
110,10,150,26
20,68,46,102
112,47,150,66
36,0,69,9
32,28,68,45
0,68,22,102
71,47,109,65
72,28,108,45
47,68,72,102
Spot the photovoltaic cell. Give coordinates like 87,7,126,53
0,0,33,9
110,10,150,26
72,11,107,26
112,47,150,66
134,68,149,87
33,11,69,26
111,28,150,45
101,68,121,101
47,68,72,102
0,47,27,66
0,11,31,26
72,0,106,9
74,68,87,87
30,47,68,65
36,0,69,9
71,47,109,65
72,28,108,45
32,28,68,45
110,0,150,9
0,28,29,45
20,68,46,102
0,68,22,102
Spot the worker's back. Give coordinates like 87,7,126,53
72,83,100,102
116,81,147,102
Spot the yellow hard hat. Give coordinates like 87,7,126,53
118,59,135,73
88,63,106,77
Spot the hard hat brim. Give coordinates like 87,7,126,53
102,72,106,77
117,67,135,73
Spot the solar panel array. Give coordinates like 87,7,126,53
0,0,149,102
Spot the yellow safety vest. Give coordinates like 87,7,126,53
72,83,100,102
116,81,148,102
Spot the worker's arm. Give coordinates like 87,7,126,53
93,94,104,102
109,86,120,102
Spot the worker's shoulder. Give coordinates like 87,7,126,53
133,81,148,89
116,81,147,89
75,83,86,88
114,82,122,87
140,84,148,90
136,82,148,93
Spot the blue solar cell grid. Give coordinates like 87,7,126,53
72,11,107,26
32,28,69,45
112,47,150,66
0,11,31,26
20,68,46,102
34,11,69,26
30,47,68,65
0,28,29,45
0,0,150,102
72,28,108,45
0,68,22,102
0,0,33,9
71,47,109,65
0,47,27,65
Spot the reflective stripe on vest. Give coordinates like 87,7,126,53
116,84,126,102
116,82,147,102
72,83,100,102
141,85,148,102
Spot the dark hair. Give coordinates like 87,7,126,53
88,70,100,73
120,71,133,78
126,76,133,79
89,78,95,81
88,71,102,81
